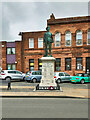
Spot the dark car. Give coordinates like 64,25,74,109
25,71,42,83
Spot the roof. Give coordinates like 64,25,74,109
0,40,21,42
19,31,46,35
47,16,90,25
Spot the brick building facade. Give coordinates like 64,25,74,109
1,14,90,75
1,41,22,71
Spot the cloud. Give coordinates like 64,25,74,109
2,2,88,41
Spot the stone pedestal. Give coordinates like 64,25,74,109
36,57,60,90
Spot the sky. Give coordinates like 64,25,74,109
1,1,89,41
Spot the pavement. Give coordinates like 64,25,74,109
0,83,90,98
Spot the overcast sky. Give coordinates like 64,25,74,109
2,2,88,41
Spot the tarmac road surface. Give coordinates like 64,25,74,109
1,98,88,118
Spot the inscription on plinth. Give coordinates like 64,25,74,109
39,57,57,87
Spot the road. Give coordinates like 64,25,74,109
12,81,89,88
1,80,88,88
1,98,88,118
1,80,89,88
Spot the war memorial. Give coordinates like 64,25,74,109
36,26,61,91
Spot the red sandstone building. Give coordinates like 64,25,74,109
1,14,90,75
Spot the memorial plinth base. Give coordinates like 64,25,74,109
36,57,60,90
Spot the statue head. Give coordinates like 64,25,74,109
46,26,50,32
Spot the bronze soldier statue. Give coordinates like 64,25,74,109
43,26,53,57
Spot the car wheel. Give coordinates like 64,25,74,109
57,79,61,84
32,78,37,83
81,79,85,84
23,77,25,81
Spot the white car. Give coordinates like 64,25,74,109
0,70,25,81
54,72,71,83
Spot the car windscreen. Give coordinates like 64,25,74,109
26,72,30,75
76,73,83,77
54,73,56,76
54,72,59,76
1,71,4,73
84,74,90,77
16,71,22,74
64,73,70,76
59,73,64,76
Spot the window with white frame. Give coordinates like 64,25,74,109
7,48,15,54
55,32,61,47
38,38,43,48
76,30,82,46
7,64,16,70
87,29,90,45
29,38,34,48
65,31,71,46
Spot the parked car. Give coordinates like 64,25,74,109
70,73,90,84
0,70,25,81
22,73,26,80
25,71,42,83
54,72,71,83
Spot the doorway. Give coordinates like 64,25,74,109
86,57,90,74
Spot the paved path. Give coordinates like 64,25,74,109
0,85,89,98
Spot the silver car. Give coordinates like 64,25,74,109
0,70,25,81
25,71,42,83
54,72,71,83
